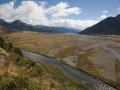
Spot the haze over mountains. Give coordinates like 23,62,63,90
79,14,120,35
0,19,79,34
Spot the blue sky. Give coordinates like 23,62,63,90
0,0,120,30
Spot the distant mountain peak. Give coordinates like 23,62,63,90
0,18,79,34
12,20,24,24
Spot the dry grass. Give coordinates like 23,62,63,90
77,49,99,74
0,35,89,90
0,53,88,90
1,32,120,88
115,59,120,89
54,46,80,59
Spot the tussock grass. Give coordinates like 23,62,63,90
1,32,118,89
0,36,89,90
0,54,89,90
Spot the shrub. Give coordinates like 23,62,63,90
0,75,34,90
0,37,4,43
18,58,35,67
8,42,13,49
0,37,13,51
14,48,23,57
0,37,5,49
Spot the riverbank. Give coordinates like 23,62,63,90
0,37,89,90
1,32,120,89
21,49,117,90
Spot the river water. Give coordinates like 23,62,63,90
21,49,118,90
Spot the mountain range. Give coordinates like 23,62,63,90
79,14,120,35
0,19,79,34
1,14,120,35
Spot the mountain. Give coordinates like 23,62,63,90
79,14,120,35
0,19,17,33
116,14,120,22
36,25,79,33
0,19,7,24
0,25,17,33
0,19,79,33
56,27,79,33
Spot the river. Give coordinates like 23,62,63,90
21,49,117,90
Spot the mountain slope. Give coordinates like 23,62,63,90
36,25,79,33
79,14,120,35
0,25,16,33
0,19,79,33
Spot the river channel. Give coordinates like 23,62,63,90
21,49,117,90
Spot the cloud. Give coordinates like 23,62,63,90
49,19,99,30
117,7,120,13
0,1,15,19
108,14,114,17
117,8,120,11
98,14,107,20
102,10,108,14
0,1,99,30
46,2,81,18
0,1,48,24
100,14,107,19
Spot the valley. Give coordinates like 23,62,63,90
0,0,120,90
0,36,89,90
2,32,120,89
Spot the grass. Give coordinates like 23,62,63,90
55,48,102,80
77,50,117,87
1,32,119,89
115,59,120,89
77,50,100,74
0,53,89,90
55,48,117,88
0,36,89,90
0,74,34,90
54,46,80,59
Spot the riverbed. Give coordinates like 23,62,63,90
21,49,117,90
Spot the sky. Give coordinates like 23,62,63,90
0,0,120,30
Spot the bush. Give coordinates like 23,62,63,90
6,42,13,51
18,58,35,67
0,37,5,49
0,37,4,43
14,48,23,57
0,37,13,51
0,75,34,90
8,42,13,49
